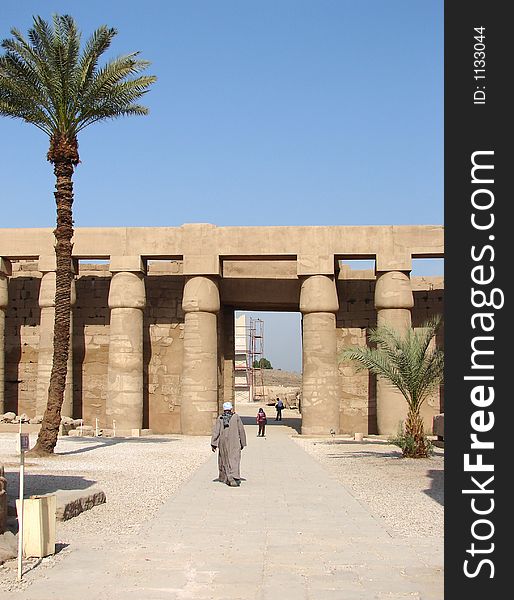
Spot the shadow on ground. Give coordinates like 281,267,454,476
423,468,444,506
240,415,302,434
5,472,98,496
325,450,403,459
53,436,179,456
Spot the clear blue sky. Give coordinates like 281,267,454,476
1,1,443,371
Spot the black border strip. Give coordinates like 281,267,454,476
445,2,508,595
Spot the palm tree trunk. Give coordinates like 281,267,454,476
404,407,429,458
29,141,76,456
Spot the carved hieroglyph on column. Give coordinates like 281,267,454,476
0,258,11,415
36,257,75,418
300,275,340,435
181,276,220,435
106,260,146,433
374,270,414,434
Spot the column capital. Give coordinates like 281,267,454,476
108,271,146,309
0,260,9,310
182,276,220,313
299,274,339,314
374,271,414,310
0,258,12,277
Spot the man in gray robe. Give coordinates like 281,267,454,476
211,402,247,487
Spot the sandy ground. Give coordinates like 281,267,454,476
0,432,211,592
292,436,444,538
0,414,443,592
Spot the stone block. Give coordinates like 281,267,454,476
183,254,220,275
16,495,56,558
0,465,7,534
375,252,412,272
0,257,12,276
0,531,17,564
39,488,106,521
0,412,16,423
67,425,95,437
433,413,444,439
109,255,146,274
297,254,335,276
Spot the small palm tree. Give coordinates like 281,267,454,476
0,15,156,456
340,316,444,458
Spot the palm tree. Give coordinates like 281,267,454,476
0,15,156,456
340,316,444,458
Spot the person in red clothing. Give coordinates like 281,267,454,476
256,407,267,437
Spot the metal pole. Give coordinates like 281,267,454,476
17,422,24,581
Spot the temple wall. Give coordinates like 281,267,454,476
4,262,40,416
5,262,187,433
336,276,444,434
0,224,444,434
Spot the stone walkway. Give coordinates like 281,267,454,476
10,413,443,599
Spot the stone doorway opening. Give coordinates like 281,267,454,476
232,310,302,434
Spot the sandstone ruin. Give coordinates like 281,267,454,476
0,224,443,436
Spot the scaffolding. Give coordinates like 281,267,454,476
248,317,265,402
233,314,266,403
234,315,250,403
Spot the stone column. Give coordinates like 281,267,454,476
218,306,235,413
0,258,11,415
300,275,340,435
374,270,414,434
106,257,146,434
180,276,220,435
36,256,75,418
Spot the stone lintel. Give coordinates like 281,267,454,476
183,254,221,276
375,253,412,273
109,256,146,274
338,264,375,280
0,258,12,277
297,254,335,276
223,259,297,279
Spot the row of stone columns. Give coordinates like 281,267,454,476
0,256,414,436
298,270,414,436
105,268,146,434
299,275,340,435
36,258,75,418
0,259,10,415
181,276,220,435
374,271,414,434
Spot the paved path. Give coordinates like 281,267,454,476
11,411,443,599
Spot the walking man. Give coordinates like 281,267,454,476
211,402,247,487
275,397,284,421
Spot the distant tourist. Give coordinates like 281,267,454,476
275,397,284,421
256,407,267,437
211,402,247,487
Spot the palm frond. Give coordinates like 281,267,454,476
340,316,444,411
0,14,156,140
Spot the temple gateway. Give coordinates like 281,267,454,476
0,224,443,436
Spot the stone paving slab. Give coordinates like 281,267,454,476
9,415,443,599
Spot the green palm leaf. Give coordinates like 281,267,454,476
340,316,444,457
